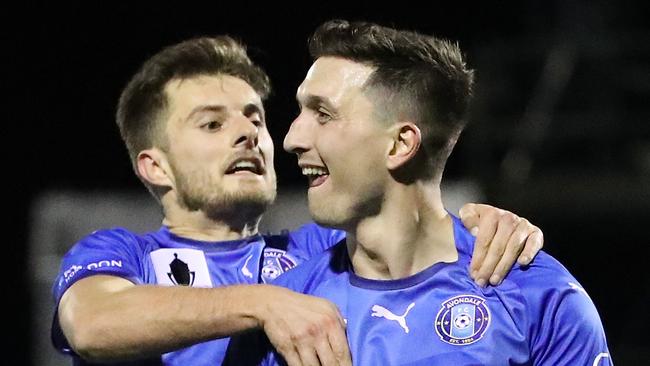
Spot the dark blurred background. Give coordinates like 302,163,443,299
8,1,649,364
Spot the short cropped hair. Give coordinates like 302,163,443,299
309,20,474,175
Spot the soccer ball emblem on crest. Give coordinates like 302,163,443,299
435,294,490,345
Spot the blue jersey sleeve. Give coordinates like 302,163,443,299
51,228,148,356
514,253,613,365
52,228,146,304
286,222,345,260
531,284,612,365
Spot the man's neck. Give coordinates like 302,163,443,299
161,198,261,242
346,182,457,280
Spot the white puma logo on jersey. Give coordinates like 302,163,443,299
371,302,415,333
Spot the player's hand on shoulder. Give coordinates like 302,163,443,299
459,203,544,287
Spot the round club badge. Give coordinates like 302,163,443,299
435,294,490,345
261,248,298,283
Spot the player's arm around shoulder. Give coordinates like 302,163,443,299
512,255,613,365
60,274,350,364
54,228,255,362
58,275,261,361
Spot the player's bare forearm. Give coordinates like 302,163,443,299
58,276,276,362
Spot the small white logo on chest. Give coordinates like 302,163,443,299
242,255,253,279
371,302,415,333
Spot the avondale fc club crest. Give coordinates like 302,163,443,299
261,248,297,283
435,295,490,345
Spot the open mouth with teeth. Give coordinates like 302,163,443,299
226,159,264,175
302,166,329,187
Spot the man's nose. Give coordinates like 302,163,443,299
283,114,311,154
233,115,259,148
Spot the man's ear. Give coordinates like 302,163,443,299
386,122,422,170
136,148,174,188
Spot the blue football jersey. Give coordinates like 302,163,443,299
236,216,612,366
51,223,344,366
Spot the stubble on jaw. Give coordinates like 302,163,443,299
173,163,277,224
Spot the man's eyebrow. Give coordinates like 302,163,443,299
299,95,336,111
243,103,264,119
186,105,226,121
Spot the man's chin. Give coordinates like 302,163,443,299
212,190,275,214
309,206,347,230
